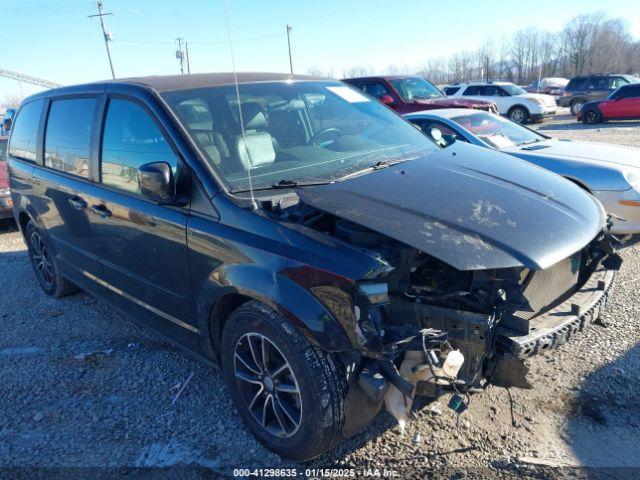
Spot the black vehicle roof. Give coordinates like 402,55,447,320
111,72,322,91
23,72,327,102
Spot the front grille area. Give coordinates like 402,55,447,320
512,253,581,321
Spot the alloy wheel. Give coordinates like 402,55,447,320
30,231,54,288
584,110,599,124
510,109,525,123
233,333,302,438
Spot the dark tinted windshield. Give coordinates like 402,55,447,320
389,77,443,100
162,81,436,192
451,111,545,148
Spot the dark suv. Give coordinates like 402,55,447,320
7,73,620,460
558,73,640,115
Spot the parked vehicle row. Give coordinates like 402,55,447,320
577,82,640,124
559,73,640,115
2,73,626,461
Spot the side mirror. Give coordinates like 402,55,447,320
2,118,11,132
379,94,395,106
137,162,175,203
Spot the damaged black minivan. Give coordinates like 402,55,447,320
7,73,621,460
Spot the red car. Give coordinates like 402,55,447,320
0,136,13,220
578,83,640,123
342,75,498,114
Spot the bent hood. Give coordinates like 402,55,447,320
299,142,605,271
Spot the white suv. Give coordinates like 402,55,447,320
445,82,557,123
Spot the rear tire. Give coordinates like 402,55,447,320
508,106,529,124
581,109,602,124
570,100,585,116
25,221,77,298
221,300,348,461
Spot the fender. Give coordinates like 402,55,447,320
195,262,355,362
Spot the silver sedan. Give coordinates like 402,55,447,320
405,109,640,235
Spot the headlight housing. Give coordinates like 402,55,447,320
623,169,640,192
529,97,545,106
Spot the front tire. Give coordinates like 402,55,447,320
582,109,602,124
508,106,529,124
25,221,77,297
221,300,348,461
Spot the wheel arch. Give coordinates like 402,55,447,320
195,266,355,363
507,103,530,115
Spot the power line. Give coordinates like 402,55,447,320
115,32,285,46
89,1,116,79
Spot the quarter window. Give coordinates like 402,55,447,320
8,100,44,162
101,99,177,194
44,98,96,178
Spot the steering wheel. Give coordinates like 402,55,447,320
307,127,341,145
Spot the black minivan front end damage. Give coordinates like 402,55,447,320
269,146,622,430
275,213,620,432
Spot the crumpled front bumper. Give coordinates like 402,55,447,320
496,266,615,359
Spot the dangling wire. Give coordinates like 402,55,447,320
223,0,258,210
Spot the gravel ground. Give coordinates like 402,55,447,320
1,111,639,479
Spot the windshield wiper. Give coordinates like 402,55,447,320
232,178,333,193
337,158,407,182
270,179,333,189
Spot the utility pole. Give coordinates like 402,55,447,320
89,1,116,79
185,41,191,74
286,24,293,75
176,38,185,74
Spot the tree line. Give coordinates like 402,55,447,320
310,13,640,85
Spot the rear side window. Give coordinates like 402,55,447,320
44,98,96,178
462,86,481,95
566,78,585,91
8,100,44,162
101,99,177,195
444,87,460,95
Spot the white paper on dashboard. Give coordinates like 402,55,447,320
485,134,515,148
326,86,371,103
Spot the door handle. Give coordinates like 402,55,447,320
90,204,112,219
68,196,87,210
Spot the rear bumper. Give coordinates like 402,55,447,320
496,267,614,359
557,97,572,107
